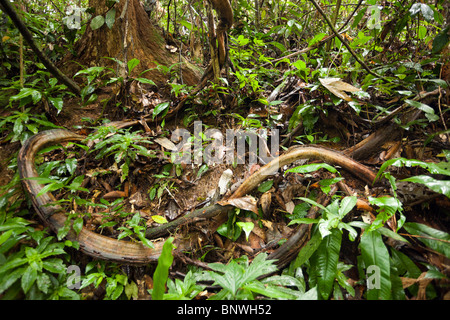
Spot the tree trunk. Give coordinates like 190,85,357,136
61,0,202,86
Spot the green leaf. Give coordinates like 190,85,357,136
0,230,13,246
151,215,168,224
138,233,154,249
242,281,296,299
135,77,156,85
120,162,129,182
0,266,26,294
127,58,140,74
65,158,78,175
37,181,65,197
21,265,38,294
48,97,64,114
90,15,105,30
318,177,344,194
308,32,326,46
376,157,450,182
257,180,273,193
409,3,434,22
105,8,116,29
405,100,438,122
338,196,357,219
432,26,450,54
11,88,42,104
68,175,86,192
390,248,421,278
292,59,306,70
296,197,329,213
403,222,450,258
72,218,84,235
36,273,51,294
153,102,170,119
401,175,450,198
311,229,341,300
236,222,254,241
152,237,175,300
293,229,322,269
286,163,338,175
359,230,391,300
125,280,138,300
42,258,66,273
417,25,427,40
288,217,320,225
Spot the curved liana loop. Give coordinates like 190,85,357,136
17,129,169,265
18,129,378,266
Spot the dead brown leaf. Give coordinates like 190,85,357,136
218,195,258,214
319,77,360,101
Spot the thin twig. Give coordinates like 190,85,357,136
309,0,390,82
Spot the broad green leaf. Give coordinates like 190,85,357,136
36,273,51,294
409,3,434,22
293,229,322,269
90,15,105,30
390,248,421,278
403,222,450,258
151,215,168,224
37,181,65,197
125,280,138,300
286,163,338,175
338,196,357,218
42,258,66,273
72,217,84,235
127,58,140,73
21,266,37,294
288,217,320,226
244,253,278,283
404,100,438,121
318,177,344,194
376,157,450,182
262,275,305,292
0,230,13,246
105,8,116,29
359,230,391,300
308,32,326,46
242,281,297,299
257,180,273,193
432,26,450,54
138,234,154,249
311,229,341,300
135,77,156,85
296,197,329,213
65,158,78,175
152,237,175,300
11,88,42,104
68,175,86,192
153,102,170,119
48,97,63,114
292,59,306,70
417,25,427,40
401,175,450,198
236,222,254,241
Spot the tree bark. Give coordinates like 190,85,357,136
60,0,202,86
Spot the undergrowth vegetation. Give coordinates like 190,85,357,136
0,0,449,300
